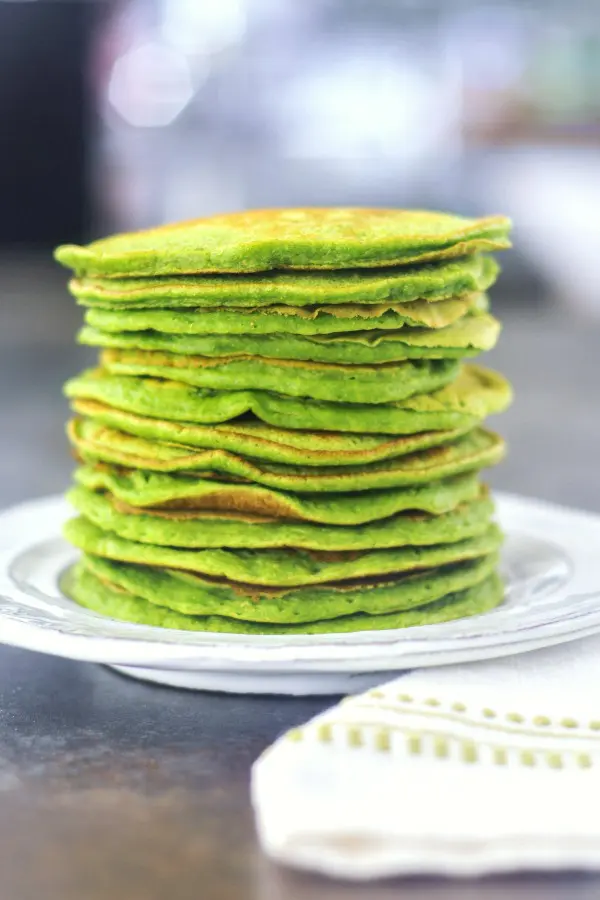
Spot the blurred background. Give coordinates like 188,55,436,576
1,0,599,509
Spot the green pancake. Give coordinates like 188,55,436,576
65,516,503,586
71,399,473,467
81,551,498,624
65,364,511,434
79,312,500,364
68,484,494,551
82,292,489,333
63,562,504,633
69,258,497,309
75,465,481,524
100,349,459,405
69,420,505,493
54,208,511,276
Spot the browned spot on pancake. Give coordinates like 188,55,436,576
110,495,283,524
114,489,311,520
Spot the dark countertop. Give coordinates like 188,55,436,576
1,255,599,899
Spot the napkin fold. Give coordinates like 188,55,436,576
252,635,600,879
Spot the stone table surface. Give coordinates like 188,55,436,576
0,254,599,900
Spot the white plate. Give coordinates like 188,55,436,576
1,493,600,695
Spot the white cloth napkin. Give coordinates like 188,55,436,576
252,635,600,879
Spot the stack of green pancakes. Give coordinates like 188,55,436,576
55,208,512,635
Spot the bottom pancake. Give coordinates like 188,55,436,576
62,561,503,634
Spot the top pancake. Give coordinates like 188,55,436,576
54,208,511,276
